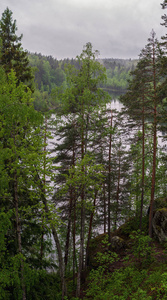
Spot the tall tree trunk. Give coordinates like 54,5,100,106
114,152,121,231
52,227,67,299
72,193,76,286
149,106,157,238
41,115,47,261
103,183,106,234
13,127,26,300
42,193,67,299
64,192,72,268
76,101,85,297
108,110,112,246
64,133,76,270
72,138,76,286
149,38,157,238
14,171,26,300
76,186,85,297
140,95,145,230
85,191,97,268
36,173,67,299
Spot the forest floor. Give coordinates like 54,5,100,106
79,236,167,299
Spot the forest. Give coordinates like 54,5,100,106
27,52,137,111
0,2,167,300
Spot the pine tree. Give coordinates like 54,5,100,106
0,7,33,89
121,30,164,236
121,56,153,229
160,0,167,138
52,42,110,297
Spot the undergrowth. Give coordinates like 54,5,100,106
81,231,167,300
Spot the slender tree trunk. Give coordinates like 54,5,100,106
52,227,67,299
65,132,76,269
149,106,157,237
114,153,121,231
108,110,112,246
64,192,72,267
140,96,145,230
149,40,157,238
85,191,97,268
76,184,85,297
76,101,85,298
42,193,67,299
36,172,67,299
40,216,44,261
41,116,47,261
14,171,26,300
13,127,26,300
103,183,106,234
71,139,76,286
76,187,85,297
72,193,76,286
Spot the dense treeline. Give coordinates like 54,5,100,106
27,52,137,111
100,58,137,91
0,3,167,300
28,53,136,93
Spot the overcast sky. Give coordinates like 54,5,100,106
0,0,166,60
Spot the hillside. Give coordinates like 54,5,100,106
76,215,167,300
28,52,138,93
28,53,138,110
28,53,137,92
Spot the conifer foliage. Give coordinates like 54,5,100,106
0,7,33,89
121,30,165,236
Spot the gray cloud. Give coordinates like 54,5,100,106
0,0,166,59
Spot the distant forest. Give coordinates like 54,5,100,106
28,52,138,110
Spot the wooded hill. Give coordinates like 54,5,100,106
28,53,138,110
28,52,137,92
